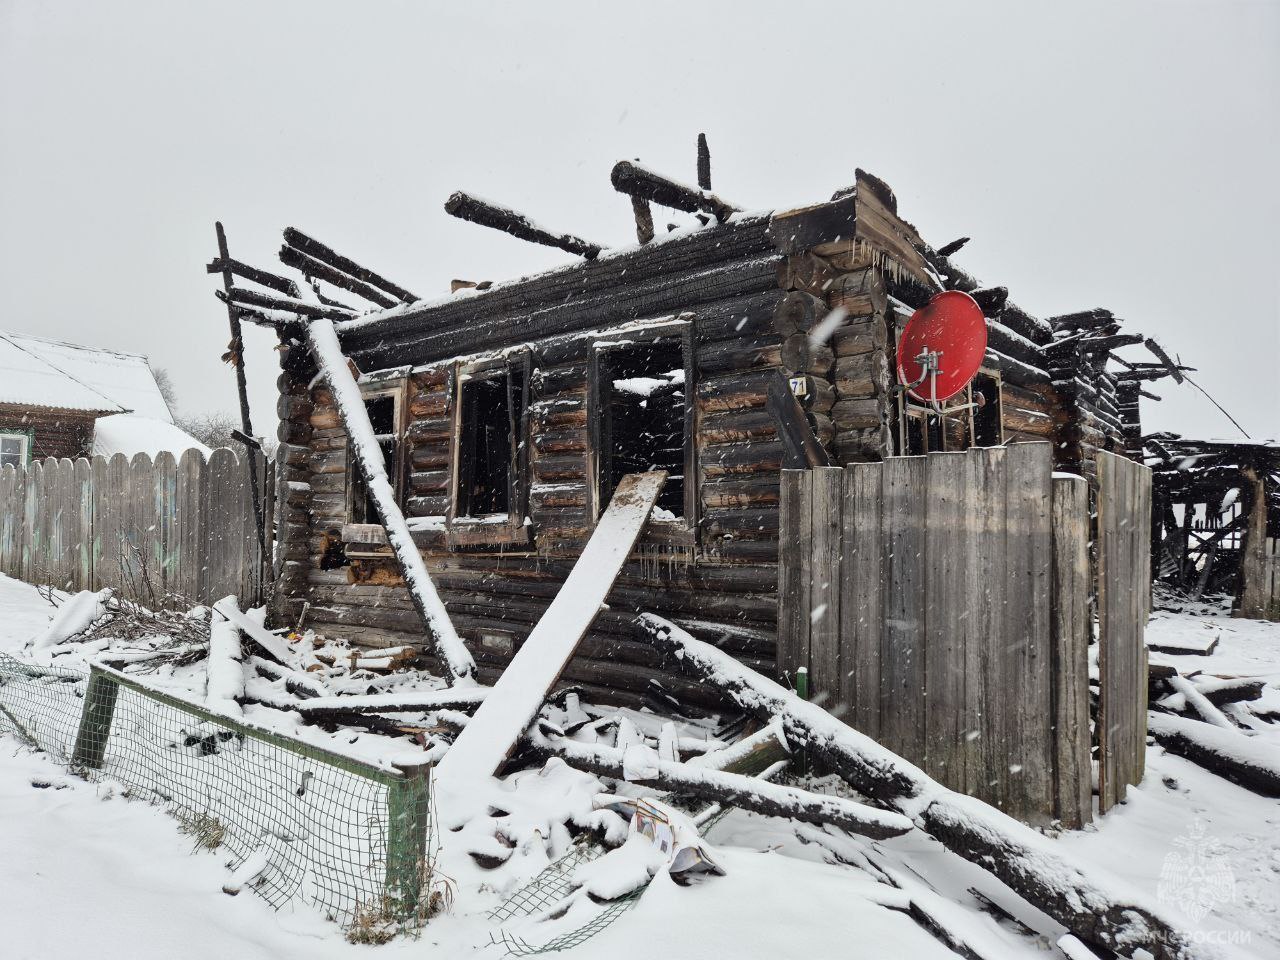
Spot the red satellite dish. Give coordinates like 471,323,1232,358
896,290,988,404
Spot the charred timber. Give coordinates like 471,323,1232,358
225,285,354,321
1049,308,1114,332
206,257,300,298
611,160,739,222
529,729,913,839
1143,338,1185,384
279,244,399,308
283,227,418,303
445,191,603,260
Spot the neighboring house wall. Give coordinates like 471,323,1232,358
0,404,97,462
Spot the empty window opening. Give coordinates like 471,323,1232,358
351,394,398,524
598,341,686,517
457,368,525,519
971,374,1003,447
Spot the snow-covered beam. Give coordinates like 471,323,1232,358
531,728,913,840
445,191,604,260
305,317,476,685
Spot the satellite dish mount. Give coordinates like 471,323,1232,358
895,291,988,416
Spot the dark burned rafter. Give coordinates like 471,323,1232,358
222,285,354,321
611,160,740,222
1143,337,1185,384
283,227,419,304
1048,308,1114,332
279,243,399,309
444,191,603,260
206,257,301,298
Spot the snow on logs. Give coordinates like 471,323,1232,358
444,191,603,260
610,160,740,223
635,614,1203,960
306,317,476,685
282,227,419,305
529,728,913,840
1148,712,1280,797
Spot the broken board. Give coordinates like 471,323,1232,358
436,471,666,805
212,597,294,666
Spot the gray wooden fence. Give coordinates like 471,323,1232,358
0,450,271,606
1096,449,1151,813
779,442,1148,828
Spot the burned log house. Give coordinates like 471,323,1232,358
221,161,1165,710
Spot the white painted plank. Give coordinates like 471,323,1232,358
436,471,665,817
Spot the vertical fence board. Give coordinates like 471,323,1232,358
967,446,1008,809
924,452,967,786
776,470,810,689
1051,474,1091,828
205,449,240,604
154,452,179,600
1097,450,1152,813
127,455,156,603
808,466,843,710
879,455,927,759
0,465,24,578
72,459,94,591
840,464,882,739
1006,442,1054,823
25,461,46,587
176,450,207,603
48,460,73,590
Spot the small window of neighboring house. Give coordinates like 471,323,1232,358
349,387,405,524
451,353,530,544
0,432,29,469
590,326,695,526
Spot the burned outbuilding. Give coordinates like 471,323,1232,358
1146,435,1280,619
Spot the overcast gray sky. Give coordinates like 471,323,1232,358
2,1,1276,441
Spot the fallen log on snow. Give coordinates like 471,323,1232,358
1193,676,1266,707
529,728,912,840
636,613,1203,960
290,688,489,719
1167,675,1236,730
1148,711,1280,797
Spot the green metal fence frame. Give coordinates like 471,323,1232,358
3,655,431,924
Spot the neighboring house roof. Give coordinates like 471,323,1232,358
91,414,212,460
0,331,174,422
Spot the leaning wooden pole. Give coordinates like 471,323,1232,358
213,223,268,578
304,317,476,685
636,614,1203,960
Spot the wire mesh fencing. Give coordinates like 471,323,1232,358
489,840,643,956
0,653,435,933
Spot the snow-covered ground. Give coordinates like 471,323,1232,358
1,572,1278,959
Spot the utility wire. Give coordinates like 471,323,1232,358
1182,374,1251,440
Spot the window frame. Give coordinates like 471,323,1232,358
447,349,532,548
345,376,409,527
0,430,32,469
586,321,697,541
